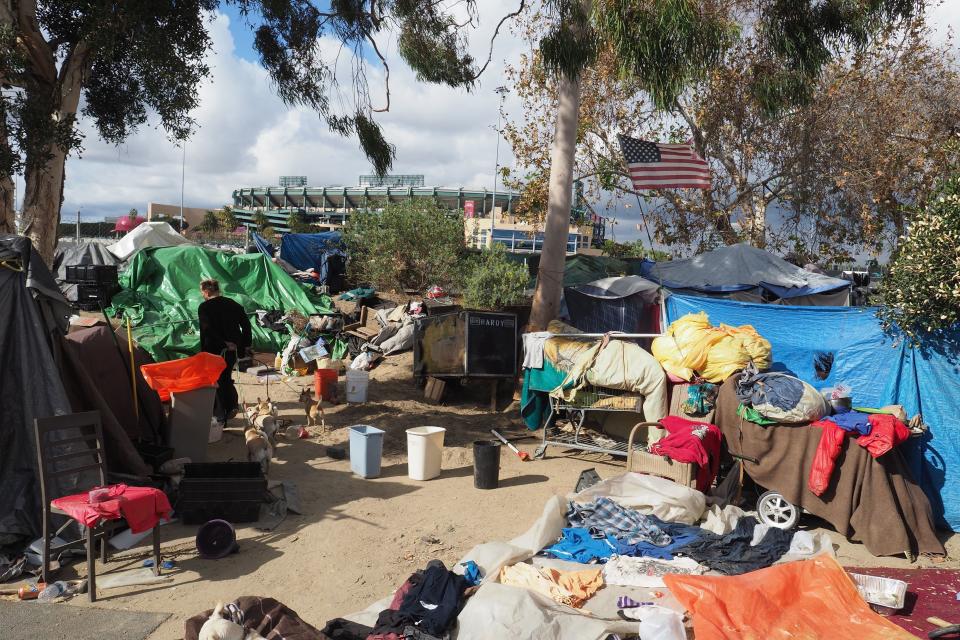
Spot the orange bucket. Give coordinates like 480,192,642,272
314,368,338,401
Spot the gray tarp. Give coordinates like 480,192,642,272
0,236,75,545
643,243,851,305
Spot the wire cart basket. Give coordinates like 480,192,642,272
535,385,649,459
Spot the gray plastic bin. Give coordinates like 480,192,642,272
349,425,385,478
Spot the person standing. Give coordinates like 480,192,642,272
198,278,252,424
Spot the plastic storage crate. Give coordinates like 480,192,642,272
177,462,266,524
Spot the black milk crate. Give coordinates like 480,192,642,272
177,462,267,524
65,264,118,286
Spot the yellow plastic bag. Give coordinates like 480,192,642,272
651,312,724,381
700,324,772,382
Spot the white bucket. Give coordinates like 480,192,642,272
346,369,369,403
406,426,446,480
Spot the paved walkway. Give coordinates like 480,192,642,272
0,600,169,640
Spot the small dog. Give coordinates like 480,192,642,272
254,413,279,444
298,388,326,434
198,602,266,640
244,427,272,475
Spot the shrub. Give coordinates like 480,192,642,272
878,175,960,341
343,200,465,292
462,244,530,310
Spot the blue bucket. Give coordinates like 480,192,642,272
349,425,385,478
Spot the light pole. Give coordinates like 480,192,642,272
490,86,509,247
179,142,186,232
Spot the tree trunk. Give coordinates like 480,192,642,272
528,71,582,330
749,191,767,247
22,143,68,263
0,173,13,234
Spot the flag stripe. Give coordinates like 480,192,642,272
618,134,712,191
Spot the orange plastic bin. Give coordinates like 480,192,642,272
141,352,227,402
315,368,338,401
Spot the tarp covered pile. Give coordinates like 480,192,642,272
642,243,851,306
666,294,960,530
107,221,192,261
53,240,123,301
109,245,336,361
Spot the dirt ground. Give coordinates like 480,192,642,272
50,351,958,639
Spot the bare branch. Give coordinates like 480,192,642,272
466,0,526,81
365,33,390,113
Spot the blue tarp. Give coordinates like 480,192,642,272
666,294,960,530
251,232,275,258
279,232,345,284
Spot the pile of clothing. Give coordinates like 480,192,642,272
651,312,772,383
542,497,796,577
808,409,912,496
735,364,829,424
322,560,474,640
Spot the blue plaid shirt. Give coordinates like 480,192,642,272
566,497,672,547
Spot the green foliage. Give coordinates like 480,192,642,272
198,210,221,232
601,239,671,261
252,211,270,232
878,175,960,341
215,205,237,230
128,208,139,218
343,200,465,292
462,245,530,310
287,209,313,233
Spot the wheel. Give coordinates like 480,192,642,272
756,490,799,529
534,445,547,460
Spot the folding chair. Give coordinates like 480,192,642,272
35,411,161,602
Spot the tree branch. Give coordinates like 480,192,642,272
16,0,56,86
466,0,526,81
365,33,390,113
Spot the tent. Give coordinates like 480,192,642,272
564,275,662,334
0,235,149,545
107,221,192,261
252,231,346,287
642,243,851,305
665,294,960,530
109,245,337,361
53,240,123,301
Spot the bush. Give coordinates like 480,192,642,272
462,244,530,310
878,175,960,341
343,200,465,292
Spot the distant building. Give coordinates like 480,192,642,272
232,176,607,253
279,176,308,188
146,202,209,229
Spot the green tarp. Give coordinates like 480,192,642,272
108,246,336,361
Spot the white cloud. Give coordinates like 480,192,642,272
52,4,527,220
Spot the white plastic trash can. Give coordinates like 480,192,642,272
349,425,385,478
406,426,446,480
346,369,369,403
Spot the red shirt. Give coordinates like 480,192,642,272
52,484,172,533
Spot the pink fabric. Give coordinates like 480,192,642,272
859,414,910,458
52,484,172,533
650,415,722,492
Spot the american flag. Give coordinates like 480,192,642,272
618,134,711,190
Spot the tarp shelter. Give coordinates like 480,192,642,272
643,243,851,305
0,236,148,545
107,221,192,261
666,294,960,530
279,231,345,286
53,240,123,301
564,275,662,334
109,245,337,361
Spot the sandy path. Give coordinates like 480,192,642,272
48,352,955,638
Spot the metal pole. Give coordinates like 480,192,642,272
491,86,509,245
179,143,186,231
76,209,80,242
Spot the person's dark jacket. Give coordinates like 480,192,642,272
198,295,252,355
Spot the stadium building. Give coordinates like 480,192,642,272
231,175,606,254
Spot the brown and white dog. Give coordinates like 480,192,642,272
198,602,266,640
297,388,326,435
244,426,272,475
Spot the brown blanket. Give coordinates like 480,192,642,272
185,596,325,640
715,378,943,557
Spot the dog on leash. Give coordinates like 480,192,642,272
244,426,272,475
198,602,266,640
297,388,327,435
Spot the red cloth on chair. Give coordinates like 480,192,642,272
51,484,172,533
649,415,722,492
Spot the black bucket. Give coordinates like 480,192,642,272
473,440,501,490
